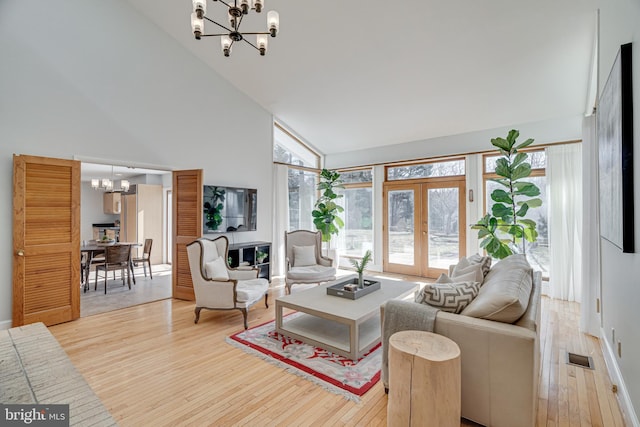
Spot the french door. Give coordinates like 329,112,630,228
383,179,466,278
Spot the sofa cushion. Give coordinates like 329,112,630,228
468,253,492,276
293,245,317,267
452,257,485,284
235,278,269,303
287,265,336,281
461,254,533,323
415,281,481,314
204,256,229,281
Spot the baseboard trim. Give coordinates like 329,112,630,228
600,328,640,427
0,319,13,330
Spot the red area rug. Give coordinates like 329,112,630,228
226,313,381,401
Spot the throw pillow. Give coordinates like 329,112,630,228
435,273,453,283
293,245,317,267
461,259,533,323
452,257,484,284
204,256,230,281
468,253,492,276
415,281,481,314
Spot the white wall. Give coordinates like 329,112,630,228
0,0,273,327
325,115,583,169
596,0,640,424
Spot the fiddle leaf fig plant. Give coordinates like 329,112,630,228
312,169,345,243
472,129,542,259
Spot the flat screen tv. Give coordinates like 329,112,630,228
203,185,257,233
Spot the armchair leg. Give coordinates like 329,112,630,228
285,283,291,294
264,293,269,308
240,308,249,330
194,307,202,324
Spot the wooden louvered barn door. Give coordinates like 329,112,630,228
12,155,81,326
172,169,202,300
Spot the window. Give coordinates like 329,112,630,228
483,149,549,276
273,121,321,231
336,169,373,258
287,168,317,231
273,122,320,168
387,159,465,181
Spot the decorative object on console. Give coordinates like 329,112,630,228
472,129,543,259
190,0,279,57
598,42,634,253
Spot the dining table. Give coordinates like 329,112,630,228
81,242,140,292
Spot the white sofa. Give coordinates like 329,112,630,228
382,254,542,427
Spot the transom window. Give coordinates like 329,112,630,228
273,122,320,168
387,159,465,181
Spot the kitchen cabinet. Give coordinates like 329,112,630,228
103,192,121,214
120,184,163,264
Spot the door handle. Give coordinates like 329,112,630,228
16,249,24,256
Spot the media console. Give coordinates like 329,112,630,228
228,241,271,282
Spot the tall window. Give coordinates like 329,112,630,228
287,168,317,231
336,169,373,258
273,122,320,231
483,149,549,276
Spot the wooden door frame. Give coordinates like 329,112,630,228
422,180,467,278
383,178,466,278
383,182,422,276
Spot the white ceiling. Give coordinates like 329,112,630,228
124,0,598,155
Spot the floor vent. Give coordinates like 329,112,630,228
566,352,594,369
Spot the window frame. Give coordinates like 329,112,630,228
336,167,373,260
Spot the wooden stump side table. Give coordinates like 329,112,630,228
387,330,461,427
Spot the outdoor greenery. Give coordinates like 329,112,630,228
473,130,542,259
204,187,225,231
312,169,345,242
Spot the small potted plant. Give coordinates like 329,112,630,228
350,250,372,288
256,250,268,264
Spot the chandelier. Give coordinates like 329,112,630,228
190,0,280,57
91,166,130,192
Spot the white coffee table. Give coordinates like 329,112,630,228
275,276,418,360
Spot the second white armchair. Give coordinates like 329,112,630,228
284,230,336,294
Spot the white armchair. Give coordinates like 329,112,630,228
186,236,269,329
284,230,336,294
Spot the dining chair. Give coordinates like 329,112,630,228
94,244,132,294
132,238,153,279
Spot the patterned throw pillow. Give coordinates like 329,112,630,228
468,253,492,277
415,281,481,314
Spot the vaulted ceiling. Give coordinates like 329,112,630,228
125,0,598,155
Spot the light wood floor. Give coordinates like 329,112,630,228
49,278,625,427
